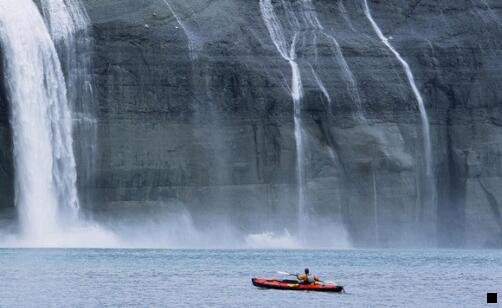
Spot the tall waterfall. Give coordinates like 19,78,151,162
259,0,307,237
40,0,97,205
0,0,78,239
363,0,436,231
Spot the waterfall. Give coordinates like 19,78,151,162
301,0,364,119
308,63,331,103
372,167,379,244
338,1,357,33
363,0,436,232
0,0,78,238
162,0,199,59
259,0,308,237
40,0,97,207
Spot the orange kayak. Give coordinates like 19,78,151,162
252,278,344,292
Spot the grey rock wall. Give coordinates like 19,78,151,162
0,47,14,215
1,0,502,247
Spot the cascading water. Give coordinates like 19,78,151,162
301,0,364,119
372,167,379,244
162,0,200,59
40,0,97,203
363,0,437,235
0,0,78,239
308,63,331,103
0,0,117,247
259,0,357,245
259,0,307,238
338,1,357,33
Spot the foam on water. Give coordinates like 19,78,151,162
245,230,302,249
0,223,120,248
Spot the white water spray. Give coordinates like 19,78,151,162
260,0,307,237
40,0,97,192
0,0,78,238
0,0,117,247
363,0,436,227
40,0,88,43
245,230,301,249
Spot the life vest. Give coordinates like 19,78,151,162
299,274,315,283
305,274,315,283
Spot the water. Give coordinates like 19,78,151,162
260,0,307,237
0,0,78,237
308,63,331,103
0,249,499,307
363,0,437,235
0,0,115,247
40,0,98,201
323,32,364,119
162,0,200,58
260,0,364,242
301,0,364,119
372,167,379,244
338,1,357,33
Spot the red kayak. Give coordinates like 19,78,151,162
252,278,344,293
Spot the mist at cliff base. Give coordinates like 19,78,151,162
0,201,351,249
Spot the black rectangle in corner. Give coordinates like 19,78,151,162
487,293,497,304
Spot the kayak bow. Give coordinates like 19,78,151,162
252,278,344,293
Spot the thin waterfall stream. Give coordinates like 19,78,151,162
259,0,360,244
302,0,365,120
162,0,199,58
372,167,379,244
0,0,489,250
259,0,307,240
363,0,437,234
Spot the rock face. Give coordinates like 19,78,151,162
1,0,502,247
0,47,14,218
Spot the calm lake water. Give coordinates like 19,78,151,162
0,249,500,307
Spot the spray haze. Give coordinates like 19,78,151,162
0,0,115,247
0,0,494,248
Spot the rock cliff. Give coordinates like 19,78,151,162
1,0,501,247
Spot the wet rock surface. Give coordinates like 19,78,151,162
1,0,502,247
0,48,13,214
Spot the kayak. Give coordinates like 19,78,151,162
252,278,344,293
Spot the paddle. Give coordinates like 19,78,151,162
276,271,298,276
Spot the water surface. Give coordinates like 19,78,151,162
0,249,500,307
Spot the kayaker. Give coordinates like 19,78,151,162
296,268,320,284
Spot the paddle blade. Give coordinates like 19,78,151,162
276,271,292,275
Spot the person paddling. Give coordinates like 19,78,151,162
296,268,321,285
